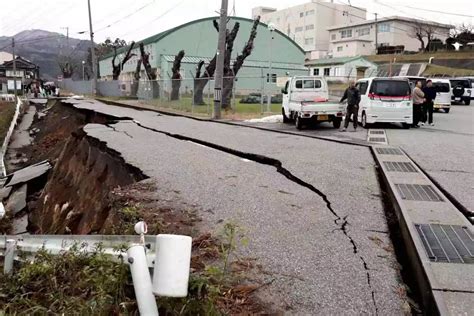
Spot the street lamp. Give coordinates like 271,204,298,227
267,23,275,113
82,60,85,81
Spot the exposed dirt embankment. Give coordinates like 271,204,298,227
29,128,146,234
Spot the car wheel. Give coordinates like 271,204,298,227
445,108,450,113
282,108,290,123
295,115,304,130
402,123,411,129
465,99,471,106
333,119,341,129
361,112,369,129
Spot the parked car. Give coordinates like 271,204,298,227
281,76,344,130
356,77,412,129
455,77,474,100
431,79,452,113
240,93,282,104
449,78,471,105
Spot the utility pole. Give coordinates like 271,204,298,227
213,0,228,119
12,38,17,98
374,13,378,55
87,0,97,95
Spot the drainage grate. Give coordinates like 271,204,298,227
369,137,386,143
415,224,474,263
369,130,385,135
384,161,418,173
376,147,403,155
395,184,443,202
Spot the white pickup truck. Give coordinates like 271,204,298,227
281,76,345,130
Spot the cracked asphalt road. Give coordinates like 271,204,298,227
68,99,405,314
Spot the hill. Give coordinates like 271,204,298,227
0,29,91,80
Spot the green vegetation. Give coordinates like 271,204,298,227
422,64,474,77
0,223,261,315
0,244,132,314
0,102,16,145
366,50,474,63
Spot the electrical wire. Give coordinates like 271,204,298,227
387,3,474,18
94,0,156,33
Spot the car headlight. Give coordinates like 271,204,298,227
467,90,472,94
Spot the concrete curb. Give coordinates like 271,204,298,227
371,144,474,315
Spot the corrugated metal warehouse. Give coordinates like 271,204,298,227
98,16,307,95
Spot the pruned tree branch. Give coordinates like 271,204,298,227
233,16,260,74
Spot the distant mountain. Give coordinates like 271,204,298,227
0,29,91,80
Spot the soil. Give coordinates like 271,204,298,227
0,101,15,145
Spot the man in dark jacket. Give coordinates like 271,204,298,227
422,80,436,126
340,81,361,131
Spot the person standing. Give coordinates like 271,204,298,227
412,81,425,128
339,81,361,132
422,80,436,126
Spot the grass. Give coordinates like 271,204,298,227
365,50,474,63
99,96,282,120
422,64,474,77
0,101,16,145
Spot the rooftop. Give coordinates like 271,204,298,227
305,55,374,66
327,16,454,31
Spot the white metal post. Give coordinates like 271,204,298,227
266,25,275,113
4,239,16,274
127,245,158,316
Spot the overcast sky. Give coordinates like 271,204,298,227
1,0,473,43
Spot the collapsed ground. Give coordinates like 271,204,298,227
1,98,414,314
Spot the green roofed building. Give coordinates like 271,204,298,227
98,16,307,95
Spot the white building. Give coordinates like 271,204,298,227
305,56,378,82
327,16,453,58
252,0,366,58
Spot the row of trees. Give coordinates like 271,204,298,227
411,23,474,52
91,16,260,108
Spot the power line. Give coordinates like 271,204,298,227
94,0,156,33
389,4,474,18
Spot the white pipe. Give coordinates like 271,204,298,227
127,245,158,316
153,234,192,297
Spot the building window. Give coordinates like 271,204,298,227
378,23,390,33
305,38,314,45
331,34,336,40
340,29,352,38
357,27,370,36
267,73,277,83
337,46,343,52
295,26,303,32
306,24,314,31
300,12,304,17
306,9,315,16
313,68,319,76
324,68,330,76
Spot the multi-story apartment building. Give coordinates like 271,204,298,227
327,16,453,58
252,0,366,59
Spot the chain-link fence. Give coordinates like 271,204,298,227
59,74,371,118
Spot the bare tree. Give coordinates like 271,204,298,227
221,16,260,108
424,25,436,51
131,58,142,97
193,20,238,105
58,61,75,78
411,22,426,52
139,42,159,97
171,50,185,100
112,41,136,80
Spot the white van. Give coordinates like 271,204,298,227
431,79,452,113
356,77,412,129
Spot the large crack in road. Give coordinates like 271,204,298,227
128,119,379,314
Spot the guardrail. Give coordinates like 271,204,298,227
1,97,23,177
0,222,192,316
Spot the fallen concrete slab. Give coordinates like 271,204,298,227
3,160,51,188
5,184,27,215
